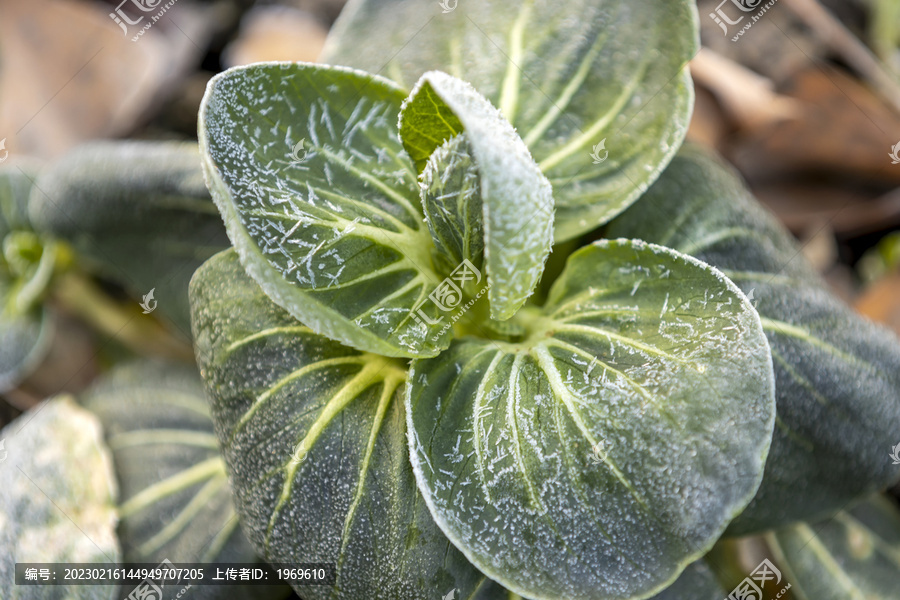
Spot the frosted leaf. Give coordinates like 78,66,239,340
607,146,900,534
767,496,900,600
189,249,504,599
418,134,484,278
407,239,775,600
0,396,120,600
199,63,451,358
323,0,697,241
28,141,230,335
400,72,554,320
645,558,727,600
81,360,276,600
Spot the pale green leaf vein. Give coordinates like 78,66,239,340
532,344,650,511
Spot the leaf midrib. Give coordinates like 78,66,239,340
331,373,403,598
531,344,650,511
263,357,402,550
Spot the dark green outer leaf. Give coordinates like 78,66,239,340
82,360,285,600
0,396,120,600
606,146,900,534
647,558,727,600
323,0,698,241
408,239,775,600
190,249,503,600
28,141,229,336
767,496,900,600
0,301,51,392
199,62,452,358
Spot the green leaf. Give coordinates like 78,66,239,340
28,141,229,337
400,71,554,320
419,134,485,277
0,163,35,237
407,239,775,600
190,249,504,599
323,0,698,241
199,62,455,358
649,558,728,600
0,166,51,392
81,359,286,600
0,293,50,392
605,146,900,534
767,496,900,600
0,396,120,600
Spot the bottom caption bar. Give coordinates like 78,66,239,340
15,561,336,586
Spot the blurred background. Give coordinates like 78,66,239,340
0,0,898,456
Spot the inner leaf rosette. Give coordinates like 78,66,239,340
406,239,775,600
400,71,555,321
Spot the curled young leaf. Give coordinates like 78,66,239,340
190,249,503,599
767,496,900,600
419,134,485,277
407,239,775,600
199,62,451,358
400,71,554,321
324,0,698,241
606,146,900,534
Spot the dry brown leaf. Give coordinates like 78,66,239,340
691,48,801,131
0,0,211,160
222,6,329,68
729,67,900,184
855,271,900,335
687,85,731,148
